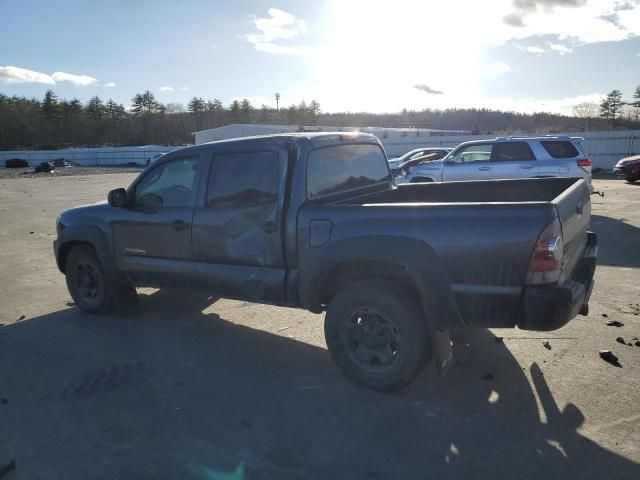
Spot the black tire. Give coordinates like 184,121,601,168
65,245,114,313
625,175,639,184
324,282,432,392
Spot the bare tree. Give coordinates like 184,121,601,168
572,102,597,131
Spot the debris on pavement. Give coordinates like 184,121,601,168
0,459,15,479
606,320,624,327
481,372,494,380
599,350,622,367
602,313,608,318
543,341,551,350
17,315,25,321
616,337,626,345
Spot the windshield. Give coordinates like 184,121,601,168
307,144,391,198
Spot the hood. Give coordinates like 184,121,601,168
616,155,640,166
58,202,114,226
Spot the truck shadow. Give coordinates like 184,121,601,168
1,289,638,480
590,214,640,268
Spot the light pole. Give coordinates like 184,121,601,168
275,92,280,112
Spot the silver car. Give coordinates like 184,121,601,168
399,136,593,192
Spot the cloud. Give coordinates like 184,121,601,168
51,71,98,86
159,86,174,92
481,61,512,76
180,86,189,91
526,45,546,53
104,81,116,87
413,84,444,95
0,65,98,86
547,41,573,54
0,66,56,85
505,0,588,27
246,8,310,54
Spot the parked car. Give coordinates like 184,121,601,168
613,154,640,183
399,136,593,192
54,133,596,392
388,147,452,172
4,158,28,168
392,152,446,178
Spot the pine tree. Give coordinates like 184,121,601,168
599,89,624,126
230,100,241,121
188,97,206,113
86,95,105,120
309,99,321,125
42,90,60,119
207,99,223,112
631,85,640,108
131,90,164,116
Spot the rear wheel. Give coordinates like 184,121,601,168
65,245,114,313
324,283,432,392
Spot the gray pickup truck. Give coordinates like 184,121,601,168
54,133,597,391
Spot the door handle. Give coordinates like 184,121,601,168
171,220,190,231
262,221,277,233
478,166,491,171
520,165,535,169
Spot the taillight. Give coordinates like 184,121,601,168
526,218,563,285
577,158,592,172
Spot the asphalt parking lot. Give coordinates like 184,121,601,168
0,172,639,480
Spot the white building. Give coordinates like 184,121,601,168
193,124,469,146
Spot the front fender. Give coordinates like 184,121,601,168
54,225,115,278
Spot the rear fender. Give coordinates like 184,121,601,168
301,236,465,330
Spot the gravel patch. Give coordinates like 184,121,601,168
0,165,144,179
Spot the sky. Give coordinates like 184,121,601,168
0,0,639,115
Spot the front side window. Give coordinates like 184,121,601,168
134,157,200,208
449,144,493,163
307,144,390,199
207,151,279,207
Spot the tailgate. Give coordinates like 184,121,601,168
553,178,591,283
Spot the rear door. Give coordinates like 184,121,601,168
113,155,203,286
442,143,493,181
191,149,288,303
489,141,539,179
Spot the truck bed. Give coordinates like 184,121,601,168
300,177,591,329
350,177,581,205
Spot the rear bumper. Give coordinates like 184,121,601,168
518,231,597,331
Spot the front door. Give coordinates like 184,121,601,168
113,155,202,287
191,149,288,303
442,143,494,181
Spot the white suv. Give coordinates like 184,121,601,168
399,136,593,192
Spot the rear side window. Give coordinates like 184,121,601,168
541,141,579,159
307,144,390,199
207,151,279,207
492,142,536,161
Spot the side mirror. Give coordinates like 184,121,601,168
108,188,127,207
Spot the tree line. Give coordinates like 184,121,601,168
1,87,639,151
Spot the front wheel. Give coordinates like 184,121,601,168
324,283,432,392
65,245,115,313
625,174,639,184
